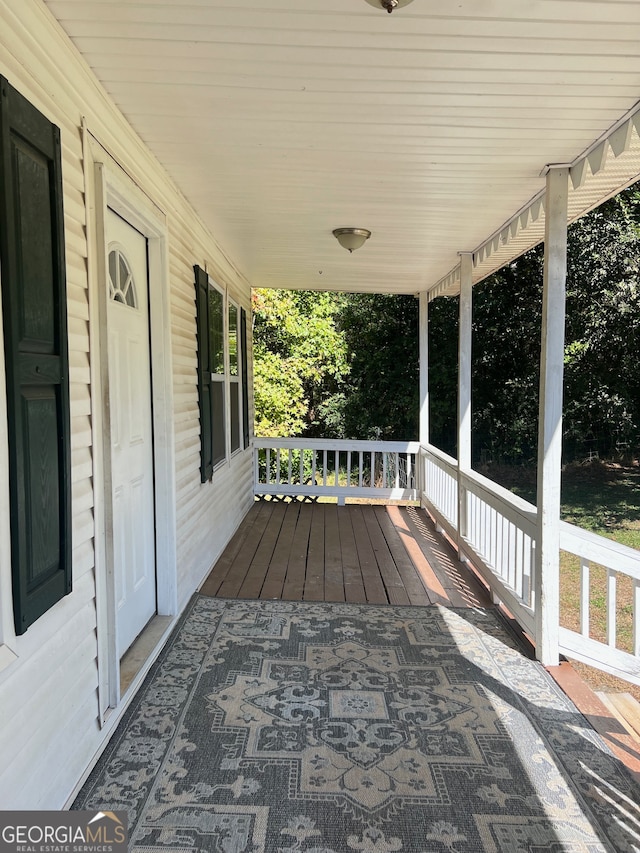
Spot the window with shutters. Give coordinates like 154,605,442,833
0,77,72,635
195,266,249,482
240,306,250,449
229,300,241,455
209,282,226,468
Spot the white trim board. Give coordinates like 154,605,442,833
84,128,177,723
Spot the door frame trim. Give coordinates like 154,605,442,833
84,131,177,721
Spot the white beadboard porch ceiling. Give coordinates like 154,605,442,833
45,0,640,296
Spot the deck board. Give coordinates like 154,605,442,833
339,507,367,604
261,502,300,599
282,503,312,600
200,500,272,597
375,506,433,607
304,503,327,601
203,500,492,609
350,505,390,604
362,507,410,605
324,504,345,602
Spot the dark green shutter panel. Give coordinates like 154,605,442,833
194,264,213,482
240,307,250,449
0,77,72,634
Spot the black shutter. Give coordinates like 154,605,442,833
194,264,213,482
0,78,72,634
240,307,250,449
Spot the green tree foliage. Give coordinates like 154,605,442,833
471,248,544,464
429,186,640,464
252,288,348,437
427,296,458,456
563,187,640,459
427,263,543,463
340,294,419,440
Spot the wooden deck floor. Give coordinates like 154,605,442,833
200,500,491,608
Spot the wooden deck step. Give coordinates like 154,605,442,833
596,692,640,742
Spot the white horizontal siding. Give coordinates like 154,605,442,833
0,0,255,810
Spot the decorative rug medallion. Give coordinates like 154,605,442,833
74,597,640,852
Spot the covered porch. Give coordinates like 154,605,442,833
40,0,640,689
10,0,639,825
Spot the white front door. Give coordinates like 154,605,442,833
106,208,157,657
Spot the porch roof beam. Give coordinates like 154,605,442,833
427,99,640,301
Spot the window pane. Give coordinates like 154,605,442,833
212,381,226,466
209,286,224,374
230,381,240,453
229,303,238,376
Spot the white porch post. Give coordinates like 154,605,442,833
418,291,429,500
535,165,569,666
457,253,473,558
419,291,429,446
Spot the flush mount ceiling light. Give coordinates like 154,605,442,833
332,228,372,253
363,0,416,13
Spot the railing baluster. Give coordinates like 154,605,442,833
606,568,617,647
634,579,640,657
502,517,509,583
481,499,487,560
323,450,328,486
275,449,281,486
312,448,317,487
529,539,537,613
288,449,292,484
266,448,271,485
359,451,363,488
347,450,352,489
515,529,522,597
509,524,516,590
580,559,590,637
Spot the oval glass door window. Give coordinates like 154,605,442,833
108,245,138,308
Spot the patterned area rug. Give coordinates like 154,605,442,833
74,597,640,852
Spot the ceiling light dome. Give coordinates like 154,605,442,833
332,228,372,253
363,0,416,13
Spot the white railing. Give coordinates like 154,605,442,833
420,444,537,636
420,442,640,685
420,444,458,535
254,438,420,502
558,522,640,685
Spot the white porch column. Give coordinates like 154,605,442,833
419,291,429,446
457,253,473,557
535,165,569,666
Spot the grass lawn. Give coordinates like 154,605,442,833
485,460,640,701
